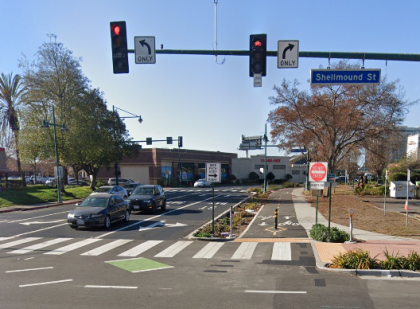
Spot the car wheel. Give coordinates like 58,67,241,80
104,215,111,229
150,203,156,214
124,210,130,222
161,200,166,211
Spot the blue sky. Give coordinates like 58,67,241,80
2,0,420,158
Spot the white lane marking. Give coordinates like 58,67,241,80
8,211,69,223
155,241,192,258
0,237,42,250
8,238,72,254
24,257,34,260
20,219,66,226
44,239,102,255
6,267,53,273
231,242,258,260
20,279,73,288
85,285,137,289
0,237,13,242
97,195,223,238
132,266,174,273
193,242,224,259
118,240,163,257
271,242,292,261
6,223,69,239
244,290,307,294
81,239,133,256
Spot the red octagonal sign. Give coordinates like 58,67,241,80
309,162,327,182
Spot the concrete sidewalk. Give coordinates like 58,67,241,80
292,188,420,266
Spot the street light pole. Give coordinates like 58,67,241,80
264,124,268,193
41,106,63,203
112,105,143,186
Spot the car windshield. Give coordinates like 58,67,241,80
95,187,111,193
133,187,154,195
79,197,108,207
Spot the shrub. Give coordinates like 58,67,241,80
282,181,295,188
266,172,275,181
249,172,259,182
310,224,350,243
285,174,293,180
330,249,379,269
380,249,408,270
405,250,420,271
228,174,237,181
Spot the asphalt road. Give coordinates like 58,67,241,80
1,186,420,309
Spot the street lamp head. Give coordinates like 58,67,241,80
138,116,143,124
40,120,49,129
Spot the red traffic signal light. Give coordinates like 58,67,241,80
112,25,121,36
110,21,129,74
249,34,267,77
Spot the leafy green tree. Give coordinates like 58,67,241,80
266,172,275,182
0,72,27,185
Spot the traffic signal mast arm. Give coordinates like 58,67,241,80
124,49,420,62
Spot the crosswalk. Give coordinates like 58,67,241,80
166,189,248,193
1,237,307,262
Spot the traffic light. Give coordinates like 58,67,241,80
166,137,173,144
178,136,183,148
110,21,129,74
146,137,152,145
249,34,267,77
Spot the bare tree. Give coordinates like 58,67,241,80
268,61,417,173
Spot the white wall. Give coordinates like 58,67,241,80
120,166,149,184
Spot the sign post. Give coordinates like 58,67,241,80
309,162,328,232
206,163,221,236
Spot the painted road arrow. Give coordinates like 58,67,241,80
20,219,66,226
139,220,187,231
282,44,295,59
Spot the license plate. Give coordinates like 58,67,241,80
133,206,139,210
77,219,84,225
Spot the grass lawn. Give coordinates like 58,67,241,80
304,185,420,240
0,185,92,207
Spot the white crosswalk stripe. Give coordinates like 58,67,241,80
193,242,224,259
155,241,192,258
44,239,102,255
0,237,42,250
231,242,258,259
1,237,297,261
118,240,163,257
81,239,133,256
8,238,71,254
271,242,292,260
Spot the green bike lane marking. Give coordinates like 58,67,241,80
106,257,173,273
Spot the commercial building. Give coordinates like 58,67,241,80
97,148,237,185
232,154,307,183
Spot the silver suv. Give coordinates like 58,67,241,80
107,178,135,186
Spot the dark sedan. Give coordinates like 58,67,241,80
67,193,130,229
123,183,142,196
127,185,166,214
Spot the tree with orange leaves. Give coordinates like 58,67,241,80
268,61,417,173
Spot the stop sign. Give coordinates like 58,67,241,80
309,162,328,182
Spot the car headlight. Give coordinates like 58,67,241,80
90,214,103,218
67,213,74,219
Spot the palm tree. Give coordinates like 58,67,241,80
0,72,26,186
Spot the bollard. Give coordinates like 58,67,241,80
274,208,278,229
347,208,356,243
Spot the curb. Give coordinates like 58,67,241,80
0,200,83,213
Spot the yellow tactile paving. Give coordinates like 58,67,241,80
315,242,347,263
235,238,310,243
